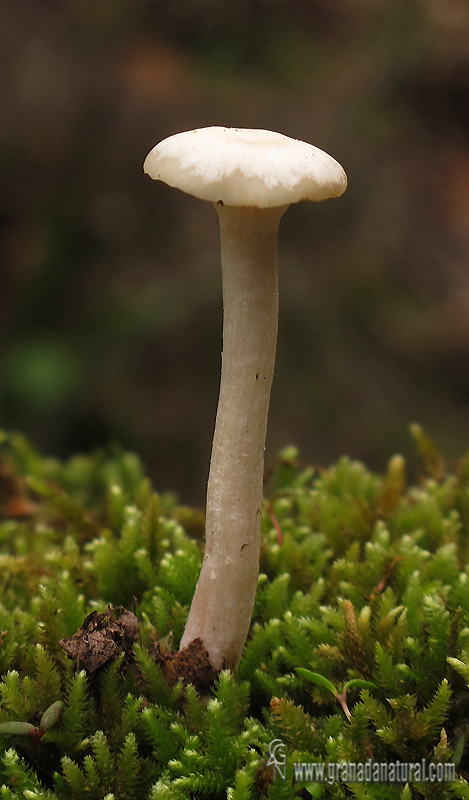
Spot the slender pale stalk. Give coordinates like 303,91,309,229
180,204,288,670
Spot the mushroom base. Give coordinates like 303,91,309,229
180,204,288,670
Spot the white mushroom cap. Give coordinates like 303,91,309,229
144,126,347,208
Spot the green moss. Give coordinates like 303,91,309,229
0,429,468,797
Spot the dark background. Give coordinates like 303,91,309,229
2,0,469,505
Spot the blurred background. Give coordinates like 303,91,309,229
1,0,469,505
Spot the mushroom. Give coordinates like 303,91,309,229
144,127,347,670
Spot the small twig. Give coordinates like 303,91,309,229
264,501,283,545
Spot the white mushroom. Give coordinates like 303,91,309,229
144,127,347,670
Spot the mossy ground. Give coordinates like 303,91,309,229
0,428,469,798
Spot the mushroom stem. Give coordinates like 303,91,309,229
180,204,288,670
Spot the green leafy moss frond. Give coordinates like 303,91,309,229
0,429,468,797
